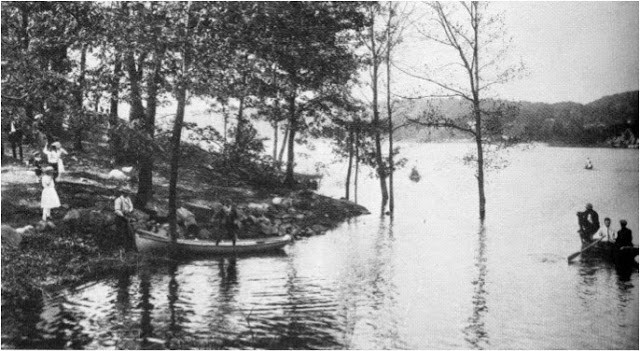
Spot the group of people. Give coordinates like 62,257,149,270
577,203,633,249
113,191,242,251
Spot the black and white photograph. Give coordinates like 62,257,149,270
1,1,638,349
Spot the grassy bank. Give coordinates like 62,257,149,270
1,135,369,307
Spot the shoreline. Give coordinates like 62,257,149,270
1,142,369,306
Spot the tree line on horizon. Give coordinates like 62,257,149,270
393,90,639,146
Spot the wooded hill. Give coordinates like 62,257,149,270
394,90,639,146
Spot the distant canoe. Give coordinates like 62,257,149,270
135,229,292,255
409,167,421,182
584,165,593,170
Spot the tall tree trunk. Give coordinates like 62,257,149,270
169,2,192,244
273,120,278,163
370,14,389,210
137,48,163,208
235,95,245,146
125,52,148,207
110,54,123,163
284,93,297,186
73,45,87,151
386,8,394,215
278,122,289,166
472,3,485,221
354,128,360,204
222,102,228,142
345,129,354,200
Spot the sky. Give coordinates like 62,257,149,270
392,1,639,105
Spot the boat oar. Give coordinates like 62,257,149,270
568,237,603,263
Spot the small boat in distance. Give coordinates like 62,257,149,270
135,229,292,256
409,167,421,182
584,158,593,170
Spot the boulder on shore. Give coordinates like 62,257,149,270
107,169,129,181
1,225,22,249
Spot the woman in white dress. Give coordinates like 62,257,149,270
41,167,61,221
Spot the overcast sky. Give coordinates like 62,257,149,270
393,1,639,105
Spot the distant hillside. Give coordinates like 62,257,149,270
394,90,639,146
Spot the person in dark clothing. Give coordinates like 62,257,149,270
215,202,239,246
615,220,633,248
577,203,600,243
6,118,24,161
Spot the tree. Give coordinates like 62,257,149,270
403,2,522,221
252,2,366,186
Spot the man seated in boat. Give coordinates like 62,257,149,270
594,217,616,242
615,220,633,249
577,203,600,244
585,158,593,169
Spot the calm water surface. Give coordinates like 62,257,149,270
3,144,638,349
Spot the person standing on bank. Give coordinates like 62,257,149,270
7,117,24,161
114,189,135,250
41,167,61,222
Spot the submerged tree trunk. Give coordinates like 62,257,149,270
345,129,354,200
369,13,389,211
386,9,394,215
354,129,360,204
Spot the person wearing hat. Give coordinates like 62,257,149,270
615,220,633,249
40,166,61,221
114,189,135,251
577,203,600,243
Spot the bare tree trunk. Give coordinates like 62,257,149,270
370,12,389,211
386,6,394,215
354,128,360,204
472,3,486,221
345,129,354,200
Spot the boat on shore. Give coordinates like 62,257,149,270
580,240,638,269
135,229,292,256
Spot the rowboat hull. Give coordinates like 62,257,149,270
135,229,292,255
581,240,639,269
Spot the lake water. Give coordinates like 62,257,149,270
3,143,638,349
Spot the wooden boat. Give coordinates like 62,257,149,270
135,229,292,255
580,240,639,269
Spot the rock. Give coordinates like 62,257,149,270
131,209,150,222
121,166,133,173
107,169,129,180
15,225,35,236
311,224,329,233
295,214,305,220
272,197,284,206
198,228,213,240
63,209,82,222
247,202,270,213
1,225,22,249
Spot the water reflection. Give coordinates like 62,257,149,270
463,224,489,349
